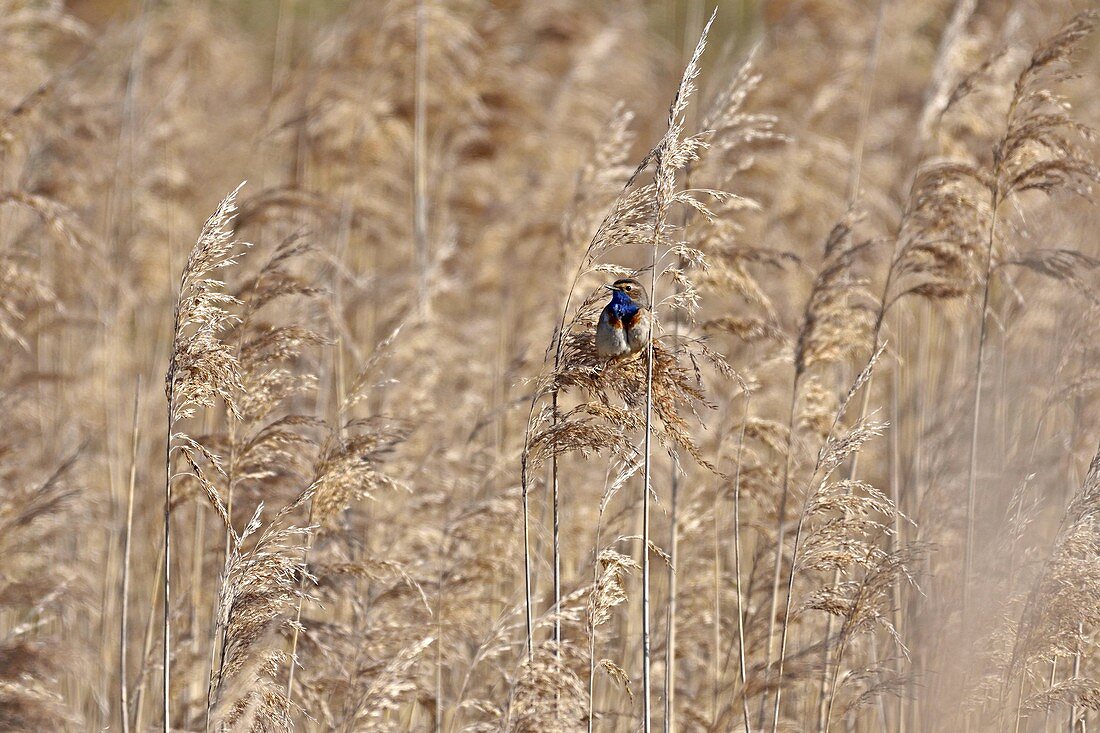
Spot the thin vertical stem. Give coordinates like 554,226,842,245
845,0,887,204
552,409,561,716
588,464,616,733
285,502,316,711
435,534,446,733
114,5,146,729
162,380,175,733
134,543,166,733
642,330,653,733
665,9,703,724
552,389,561,655
1071,624,1082,731
771,508,805,733
642,135,664,732
761,380,799,729
890,337,905,733
711,456,721,726
964,189,1000,613
665,453,679,733
521,459,534,660
186,483,206,728
120,379,141,733
822,631,847,733
1013,666,1029,733
817,0,888,715
413,0,429,311
733,394,753,732
1041,658,1055,732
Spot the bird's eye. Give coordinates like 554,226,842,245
623,284,633,291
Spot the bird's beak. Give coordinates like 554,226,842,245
603,284,615,292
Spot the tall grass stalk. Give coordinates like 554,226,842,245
162,376,174,732
760,378,800,728
413,0,429,311
664,452,679,733
733,393,753,732
772,348,885,733
963,187,999,613
119,379,141,733
642,217,656,733
284,500,316,709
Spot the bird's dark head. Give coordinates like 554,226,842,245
605,277,650,308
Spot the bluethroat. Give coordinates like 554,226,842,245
596,277,652,360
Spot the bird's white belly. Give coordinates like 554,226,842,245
596,311,631,358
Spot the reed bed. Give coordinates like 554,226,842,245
3,0,1100,731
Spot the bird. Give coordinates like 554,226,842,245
596,277,652,360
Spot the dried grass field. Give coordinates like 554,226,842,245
5,0,1100,731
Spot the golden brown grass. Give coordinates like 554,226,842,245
5,0,1100,731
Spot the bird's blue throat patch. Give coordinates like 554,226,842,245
608,289,640,320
